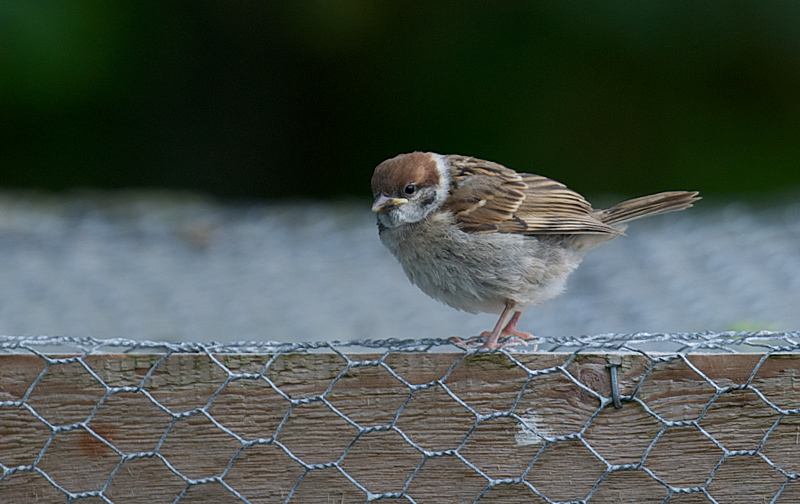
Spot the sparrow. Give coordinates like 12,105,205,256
370,152,700,349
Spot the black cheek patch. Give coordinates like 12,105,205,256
419,192,437,207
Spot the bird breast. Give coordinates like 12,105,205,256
378,212,585,314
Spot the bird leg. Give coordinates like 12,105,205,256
448,301,536,350
480,301,517,349
499,311,534,340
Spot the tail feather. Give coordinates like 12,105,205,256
598,191,700,226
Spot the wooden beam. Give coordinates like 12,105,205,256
1,352,799,503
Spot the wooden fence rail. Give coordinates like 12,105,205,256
1,348,800,503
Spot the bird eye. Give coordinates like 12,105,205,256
404,184,417,195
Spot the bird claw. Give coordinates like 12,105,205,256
447,335,486,350
448,333,537,351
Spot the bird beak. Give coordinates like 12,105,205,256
371,194,408,213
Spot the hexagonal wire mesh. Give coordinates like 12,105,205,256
1,332,800,503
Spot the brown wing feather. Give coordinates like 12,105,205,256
444,156,620,236
442,156,524,233
595,191,701,225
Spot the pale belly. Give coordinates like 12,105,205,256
379,221,585,315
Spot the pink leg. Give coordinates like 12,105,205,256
448,301,537,350
501,311,534,340
479,301,517,349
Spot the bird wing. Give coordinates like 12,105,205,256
444,155,621,235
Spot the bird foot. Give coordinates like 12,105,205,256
448,335,487,350
501,329,539,351
448,330,537,351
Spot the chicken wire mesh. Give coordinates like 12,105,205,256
1,332,800,504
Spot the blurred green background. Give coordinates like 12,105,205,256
2,1,799,200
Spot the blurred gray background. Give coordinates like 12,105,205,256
0,191,797,343
1,2,799,342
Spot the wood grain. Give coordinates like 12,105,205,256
1,352,799,503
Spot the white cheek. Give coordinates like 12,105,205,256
397,203,427,224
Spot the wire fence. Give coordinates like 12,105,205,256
1,332,800,503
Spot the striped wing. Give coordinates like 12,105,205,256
444,156,620,235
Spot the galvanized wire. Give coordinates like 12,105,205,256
1,332,799,503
